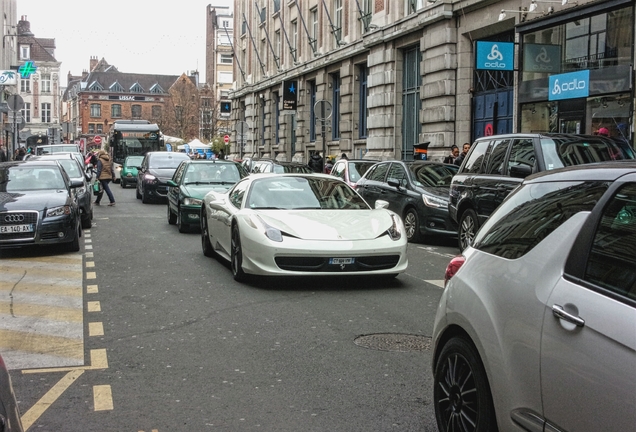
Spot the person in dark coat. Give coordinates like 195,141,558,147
308,152,323,173
454,143,471,166
443,145,459,164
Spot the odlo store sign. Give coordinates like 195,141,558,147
549,70,590,101
476,41,514,71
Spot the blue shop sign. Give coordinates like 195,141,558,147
476,41,514,71
548,70,590,101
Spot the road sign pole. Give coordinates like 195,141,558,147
12,111,17,160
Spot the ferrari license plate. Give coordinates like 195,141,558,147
329,258,354,265
1,224,34,234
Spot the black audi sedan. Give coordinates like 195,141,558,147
0,160,83,251
136,151,191,203
356,160,458,242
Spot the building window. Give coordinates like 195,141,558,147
88,123,95,134
21,103,30,123
41,74,51,93
19,45,29,60
334,0,343,42
220,53,233,64
331,73,340,140
131,105,142,118
358,64,368,139
97,124,103,134
111,104,122,118
260,98,265,147
90,103,101,117
152,105,162,119
310,8,318,53
130,82,144,93
20,78,30,93
41,103,51,123
222,20,229,28
291,20,298,60
110,82,124,92
402,46,422,160
274,92,280,145
275,30,281,64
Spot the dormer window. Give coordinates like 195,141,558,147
19,45,30,60
149,83,164,94
109,81,124,92
88,81,103,91
130,82,144,93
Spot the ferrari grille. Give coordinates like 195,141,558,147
275,255,400,272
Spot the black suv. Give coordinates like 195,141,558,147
450,133,634,251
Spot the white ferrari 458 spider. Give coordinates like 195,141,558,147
200,173,408,281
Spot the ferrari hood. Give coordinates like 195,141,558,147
253,209,398,241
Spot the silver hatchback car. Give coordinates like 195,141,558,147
432,162,636,432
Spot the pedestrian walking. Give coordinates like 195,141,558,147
308,151,323,173
94,150,116,206
443,145,459,164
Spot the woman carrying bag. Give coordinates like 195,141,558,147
94,150,116,206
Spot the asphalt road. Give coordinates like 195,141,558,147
3,183,459,432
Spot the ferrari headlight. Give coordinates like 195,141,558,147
387,214,403,241
46,205,72,218
247,215,283,242
183,197,202,206
422,194,447,208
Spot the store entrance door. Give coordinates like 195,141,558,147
558,98,586,134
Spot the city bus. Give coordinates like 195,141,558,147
108,120,164,182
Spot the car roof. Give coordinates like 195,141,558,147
473,133,615,142
524,161,636,184
2,159,63,169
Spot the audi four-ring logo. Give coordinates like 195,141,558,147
4,214,24,222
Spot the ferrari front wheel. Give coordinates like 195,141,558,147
231,225,247,282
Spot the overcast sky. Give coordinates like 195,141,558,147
18,0,232,85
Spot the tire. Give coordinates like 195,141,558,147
201,208,215,257
81,213,92,229
403,208,422,243
231,224,247,282
120,179,126,188
142,188,150,204
167,204,176,225
136,184,141,199
177,208,188,233
434,337,497,432
458,208,479,252
66,226,81,252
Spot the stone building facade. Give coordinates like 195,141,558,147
228,0,635,162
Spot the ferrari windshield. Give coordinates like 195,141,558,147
247,176,369,210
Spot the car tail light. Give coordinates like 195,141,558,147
444,255,465,287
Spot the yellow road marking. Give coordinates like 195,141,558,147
86,284,99,294
85,244,93,250
93,385,113,411
0,329,83,359
86,271,97,279
86,261,95,268
20,369,85,429
87,301,101,312
85,252,94,258
0,301,82,322
1,266,82,280
85,239,92,243
23,349,108,374
89,322,104,337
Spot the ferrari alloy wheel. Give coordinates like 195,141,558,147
167,204,176,225
403,208,422,242
201,208,214,257
434,337,497,432
231,224,247,282
458,208,478,252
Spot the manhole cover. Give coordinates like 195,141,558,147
354,333,432,352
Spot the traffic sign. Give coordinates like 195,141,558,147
7,94,24,112
314,100,332,121
224,135,230,144
94,135,102,145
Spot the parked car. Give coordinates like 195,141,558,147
328,158,379,189
35,143,81,155
167,159,248,232
356,160,458,242
433,161,636,432
449,133,634,251
29,153,93,229
119,155,144,188
0,160,82,251
250,158,313,174
0,352,24,432
136,151,191,203
200,173,408,282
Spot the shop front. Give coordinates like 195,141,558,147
517,0,634,145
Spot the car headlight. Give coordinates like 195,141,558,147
144,174,157,182
76,186,87,196
183,197,202,206
386,213,403,241
422,194,447,208
46,205,72,218
247,215,283,242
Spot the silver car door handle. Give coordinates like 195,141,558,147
552,305,585,327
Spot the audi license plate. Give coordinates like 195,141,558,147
0,224,34,234
329,258,354,265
